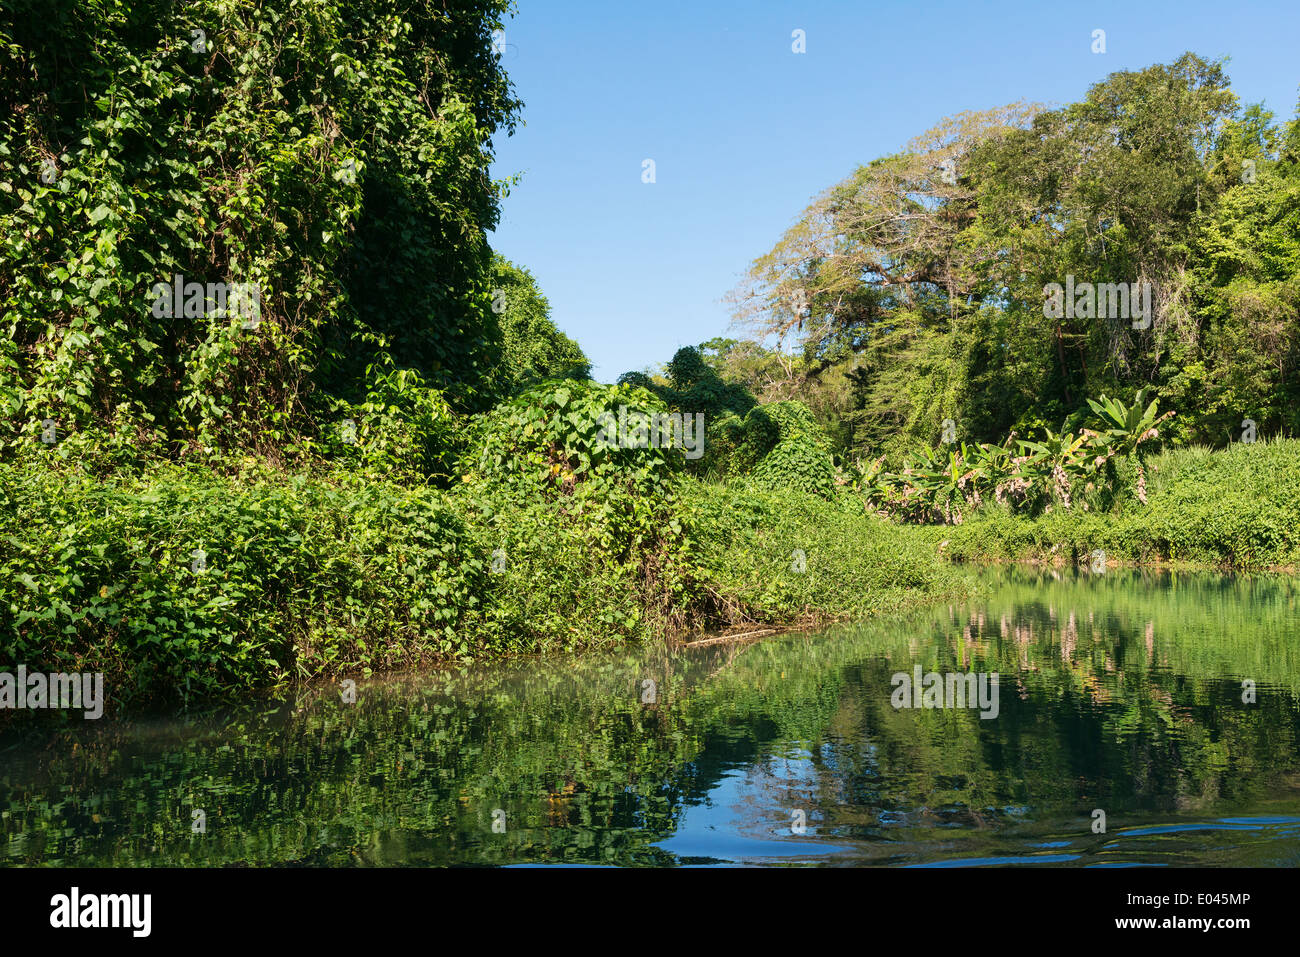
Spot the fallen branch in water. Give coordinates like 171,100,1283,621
679,628,778,648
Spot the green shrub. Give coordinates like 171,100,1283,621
680,481,967,625
468,379,690,554
452,485,661,654
744,402,836,497
0,455,490,705
703,400,837,497
461,379,702,635
319,360,462,482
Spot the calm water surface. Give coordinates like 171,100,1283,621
4,567,1300,866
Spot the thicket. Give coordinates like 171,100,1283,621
622,346,839,497
857,388,1172,524
0,0,587,473
1,383,961,706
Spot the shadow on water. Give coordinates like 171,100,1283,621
3,566,1300,866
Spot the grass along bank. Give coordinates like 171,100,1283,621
926,437,1300,569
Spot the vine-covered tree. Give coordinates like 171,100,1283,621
1,0,522,467
488,254,591,393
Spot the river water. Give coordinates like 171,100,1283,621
3,567,1299,866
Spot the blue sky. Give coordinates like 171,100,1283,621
486,0,1300,382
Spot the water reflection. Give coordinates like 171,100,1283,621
3,567,1299,866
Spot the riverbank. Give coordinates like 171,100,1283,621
0,451,967,710
5,435,1297,712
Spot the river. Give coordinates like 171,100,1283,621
3,566,1299,866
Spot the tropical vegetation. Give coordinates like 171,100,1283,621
2,1,1297,713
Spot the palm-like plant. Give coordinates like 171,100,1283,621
1085,388,1175,505
896,443,981,524
1086,388,1175,459
858,454,891,513
856,391,1179,519
1018,429,1091,508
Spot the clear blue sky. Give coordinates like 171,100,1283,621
487,0,1300,382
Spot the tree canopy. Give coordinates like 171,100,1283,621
729,54,1300,457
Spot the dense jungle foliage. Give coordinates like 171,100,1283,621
721,54,1300,458
1,1,1296,710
